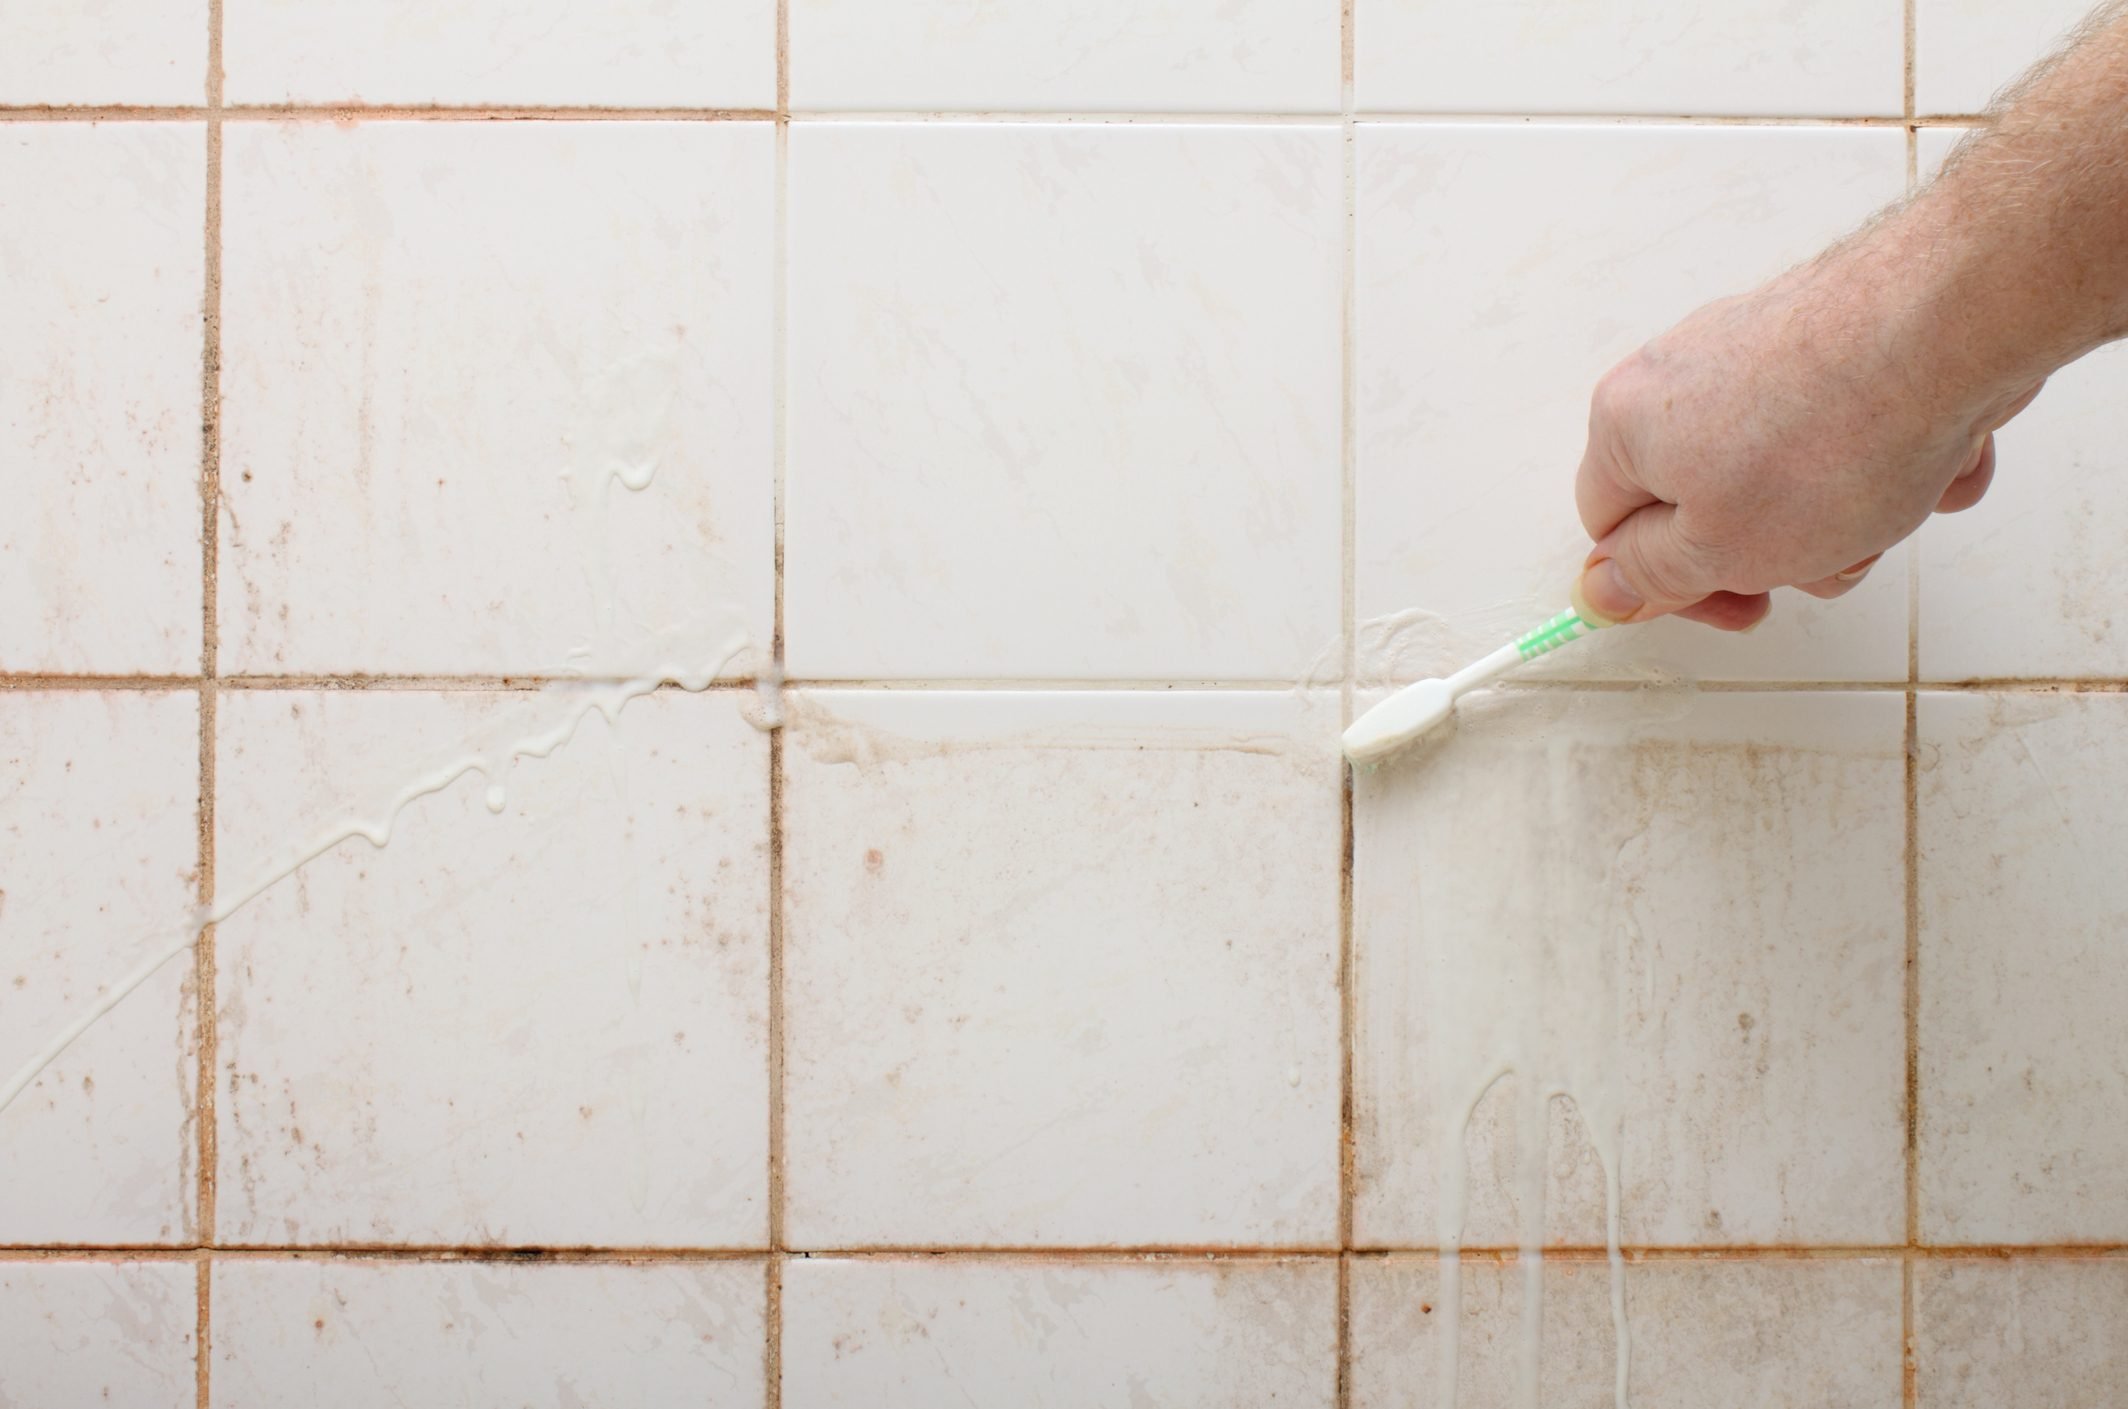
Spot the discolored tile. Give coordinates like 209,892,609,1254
0,1260,197,1408
1914,1259,2128,1408
1351,1254,1903,1407
209,1258,765,1405
785,123,1343,681
213,688,770,1246
781,690,1342,1246
0,125,204,673
220,122,775,678
0,692,199,1244
783,1257,1337,1406
223,0,775,106
1917,692,2128,1243
1354,690,1907,1248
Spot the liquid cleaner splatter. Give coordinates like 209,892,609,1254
1349,598,1699,1409
2,345,761,1117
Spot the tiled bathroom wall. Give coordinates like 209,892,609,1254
3,2,2124,1405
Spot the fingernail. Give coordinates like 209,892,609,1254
1835,565,1871,583
1573,559,1643,627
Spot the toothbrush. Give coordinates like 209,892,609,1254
1341,605,1612,764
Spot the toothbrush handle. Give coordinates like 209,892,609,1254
1512,607,1596,661
1445,608,1597,695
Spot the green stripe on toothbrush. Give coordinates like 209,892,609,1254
1512,609,1592,662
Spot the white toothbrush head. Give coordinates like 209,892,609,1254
1341,678,1455,764
1340,604,1607,765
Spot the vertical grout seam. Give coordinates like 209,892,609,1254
766,6,791,1407
1335,3,1358,1404
1901,6,1922,1403
194,4,225,1405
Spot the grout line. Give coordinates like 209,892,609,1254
0,675,202,691
218,674,758,691
780,678,1347,691
10,673,2128,694
767,7,791,1405
0,105,1998,128
1904,0,1920,121
195,7,224,1404
765,1256,784,1409
229,105,777,122
1902,7,1921,1394
11,1241,2127,1263
194,1259,211,1409
1350,112,1980,127
786,109,1346,124
8,1241,2128,1262
1905,686,1922,1406
9,673,2128,695
1335,4,1358,1402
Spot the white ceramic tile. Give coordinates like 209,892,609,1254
220,122,775,678
782,1257,1338,1405
786,124,1343,681
1355,0,1902,116
1917,339,2128,680
1354,690,1907,1247
1917,692,2128,1243
1915,1260,2128,1407
781,690,1342,1246
209,1258,765,1405
1351,1255,1903,1406
213,688,769,1245
1916,129,2128,681
788,0,1340,112
0,0,205,104
1916,0,2094,114
0,1260,197,1408
0,126,203,673
223,0,775,107
1355,125,1910,686
0,693,198,1244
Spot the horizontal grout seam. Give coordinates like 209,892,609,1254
8,1242,2128,1261
0,105,1994,128
6,675,2128,694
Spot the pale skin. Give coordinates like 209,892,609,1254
1573,0,2128,632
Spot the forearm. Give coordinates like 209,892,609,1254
1873,2,2128,407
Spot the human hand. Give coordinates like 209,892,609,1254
1571,252,2046,632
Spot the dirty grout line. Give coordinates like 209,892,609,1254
10,1241,2128,1261
11,673,2128,694
194,6,224,1404
0,105,780,123
1353,112,1981,128
1904,686,1923,1405
788,109,1347,124
217,674,761,691
11,673,2128,695
1905,0,1921,123
1334,6,1358,1404
0,106,1997,129
781,677,1342,691
0,674,202,691
1901,17,1923,1385
766,6,791,1405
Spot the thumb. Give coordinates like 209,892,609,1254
1572,503,1723,625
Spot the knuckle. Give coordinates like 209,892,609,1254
1588,361,1641,425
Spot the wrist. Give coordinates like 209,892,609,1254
1830,196,2059,424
